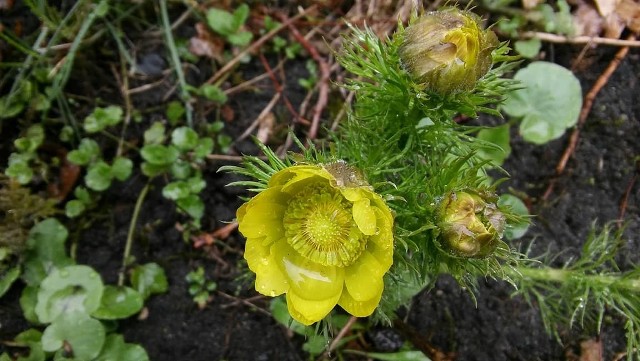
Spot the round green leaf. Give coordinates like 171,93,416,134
65,200,86,218
177,194,204,220
476,124,512,167
143,122,166,145
130,263,168,300
502,61,582,145
92,286,143,320
111,157,133,181
86,161,113,191
171,127,199,151
140,144,180,165
498,194,531,240
35,265,104,323
24,219,73,287
67,139,100,166
95,334,149,361
84,106,123,133
193,138,214,159
162,181,190,201
41,314,105,360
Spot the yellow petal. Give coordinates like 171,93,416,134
238,187,288,240
339,187,367,202
286,289,341,325
367,207,394,271
352,198,376,235
245,238,289,297
274,242,344,301
344,252,384,301
338,284,382,317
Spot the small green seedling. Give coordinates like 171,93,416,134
186,266,217,309
206,4,253,47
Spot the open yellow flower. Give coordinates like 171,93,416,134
237,162,394,325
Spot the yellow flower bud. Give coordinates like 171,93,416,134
437,191,505,258
237,162,394,325
399,8,498,94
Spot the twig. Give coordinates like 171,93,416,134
258,53,308,125
237,92,281,141
542,37,634,200
279,14,331,140
522,32,640,47
118,182,151,286
217,291,271,317
326,316,358,354
617,163,638,225
205,5,318,85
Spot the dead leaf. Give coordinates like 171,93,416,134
256,112,275,144
189,23,224,63
616,0,640,33
221,104,235,122
573,3,604,37
602,12,626,38
594,0,619,17
579,338,602,361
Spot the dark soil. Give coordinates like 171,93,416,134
1,3,639,361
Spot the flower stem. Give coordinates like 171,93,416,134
516,266,640,293
118,182,151,286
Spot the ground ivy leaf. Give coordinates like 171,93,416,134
162,181,190,201
14,329,45,361
140,144,180,166
86,161,113,191
23,219,73,287
498,194,531,240
193,138,214,159
92,286,143,320
166,101,185,125
187,177,206,194
41,313,105,360
206,7,236,36
65,200,86,218
130,263,168,300
35,265,104,323
477,124,512,167
143,121,166,145
67,138,100,166
0,266,21,298
95,334,149,361
177,194,204,220
111,157,133,181
501,61,582,145
20,286,39,324
171,127,199,151
200,84,227,103
84,106,123,133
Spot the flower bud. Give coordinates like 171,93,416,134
437,191,505,258
399,8,498,94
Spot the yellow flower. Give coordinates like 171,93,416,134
437,191,505,258
399,8,498,94
237,162,394,325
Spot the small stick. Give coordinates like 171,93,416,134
258,53,309,125
617,163,638,225
326,316,358,353
522,31,640,47
542,37,634,200
205,5,318,85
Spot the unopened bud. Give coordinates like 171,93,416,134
437,191,505,258
399,9,498,94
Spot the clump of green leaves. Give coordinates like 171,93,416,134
140,122,215,226
185,266,217,309
1,218,168,361
206,4,253,47
6,125,46,184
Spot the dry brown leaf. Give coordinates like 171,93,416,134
616,0,640,33
189,23,224,63
0,0,14,10
256,112,275,144
594,0,620,17
603,12,626,38
573,3,604,37
579,338,603,361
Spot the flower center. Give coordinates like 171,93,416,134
283,184,366,267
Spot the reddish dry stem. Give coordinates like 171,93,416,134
257,53,309,125
542,37,634,200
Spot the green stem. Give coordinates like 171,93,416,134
118,182,151,286
517,266,640,293
159,0,193,128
